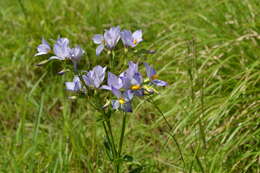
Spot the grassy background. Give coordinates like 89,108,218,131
0,0,260,172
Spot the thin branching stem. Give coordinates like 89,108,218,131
147,98,186,169
187,39,206,171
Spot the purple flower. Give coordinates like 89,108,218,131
49,38,71,61
104,26,121,49
92,26,121,56
70,46,84,71
70,45,84,62
111,87,133,112
120,29,143,47
83,65,107,88
35,38,51,56
120,61,144,96
65,76,82,92
144,62,167,86
92,34,105,56
121,61,139,78
101,72,123,90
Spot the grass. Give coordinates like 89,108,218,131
0,0,260,172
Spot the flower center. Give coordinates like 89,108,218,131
151,74,158,80
133,39,137,45
131,85,141,90
119,98,125,104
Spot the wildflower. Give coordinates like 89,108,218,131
65,76,82,92
144,62,168,86
35,38,51,56
120,61,144,96
101,72,123,90
93,26,121,56
120,29,143,47
70,45,84,71
122,61,139,77
104,26,121,49
92,34,105,56
128,72,144,96
119,61,139,85
49,38,71,60
111,87,133,112
83,65,107,88
70,45,84,62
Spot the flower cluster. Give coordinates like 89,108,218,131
65,61,167,112
92,26,143,55
35,26,167,113
35,37,84,70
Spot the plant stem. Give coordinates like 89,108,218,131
199,75,207,149
187,39,205,171
116,112,127,172
108,51,115,71
102,121,113,160
148,99,186,169
118,112,127,155
106,119,117,158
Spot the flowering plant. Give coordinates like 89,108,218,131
34,26,170,172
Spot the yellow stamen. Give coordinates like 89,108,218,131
151,74,158,80
119,98,125,104
133,39,137,45
131,85,141,90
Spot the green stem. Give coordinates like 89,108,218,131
199,76,206,149
106,119,117,158
106,118,121,173
187,39,205,172
148,99,186,168
102,121,113,161
116,112,127,172
118,112,127,155
109,51,115,71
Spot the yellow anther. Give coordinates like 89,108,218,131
151,74,158,80
131,85,141,90
133,39,137,45
119,98,125,104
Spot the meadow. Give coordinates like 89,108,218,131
0,0,259,172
